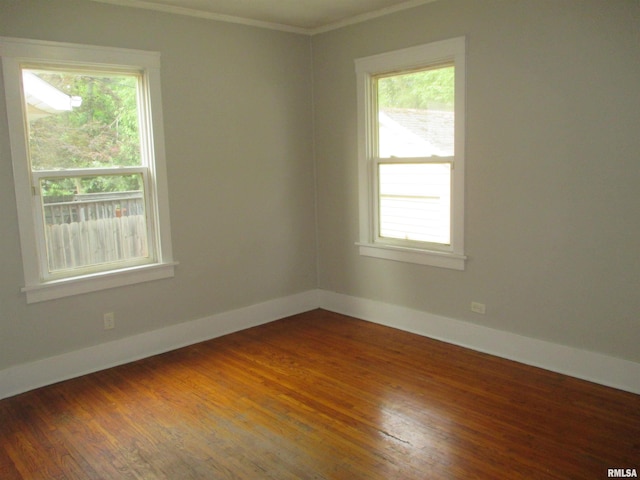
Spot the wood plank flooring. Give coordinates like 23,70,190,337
1,309,638,479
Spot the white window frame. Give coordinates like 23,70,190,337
355,37,466,270
1,37,176,303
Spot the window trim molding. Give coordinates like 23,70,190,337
1,37,176,302
355,37,466,270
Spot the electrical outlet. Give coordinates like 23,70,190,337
103,312,115,330
470,302,486,314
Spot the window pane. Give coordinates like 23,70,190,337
377,65,454,158
40,174,149,273
23,69,141,170
378,163,450,244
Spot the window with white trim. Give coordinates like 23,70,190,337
355,37,466,270
1,38,175,302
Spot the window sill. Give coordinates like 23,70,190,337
22,262,178,303
357,242,466,270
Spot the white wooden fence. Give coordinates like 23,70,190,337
46,215,148,271
43,194,148,272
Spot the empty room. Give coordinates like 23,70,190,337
1,0,638,478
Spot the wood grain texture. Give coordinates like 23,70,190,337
1,309,638,479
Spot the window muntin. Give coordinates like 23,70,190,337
356,37,466,270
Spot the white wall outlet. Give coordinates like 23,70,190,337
103,312,115,330
471,302,486,314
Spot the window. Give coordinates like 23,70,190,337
1,38,175,302
355,37,466,270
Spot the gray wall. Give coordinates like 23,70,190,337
1,0,639,373
313,0,640,362
0,0,316,370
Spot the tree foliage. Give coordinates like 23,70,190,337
377,65,454,110
26,70,142,196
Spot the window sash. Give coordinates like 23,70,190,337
369,59,458,252
374,158,453,250
21,64,157,280
374,64,455,159
31,167,156,280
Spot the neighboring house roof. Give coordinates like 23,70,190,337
380,108,454,157
22,71,82,120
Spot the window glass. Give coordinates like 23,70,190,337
378,163,451,244
376,65,454,158
39,173,148,273
23,69,142,170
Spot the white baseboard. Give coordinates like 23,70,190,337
2,288,638,400
319,290,640,395
0,290,320,400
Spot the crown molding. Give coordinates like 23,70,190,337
86,0,310,34
310,0,439,35
86,0,439,36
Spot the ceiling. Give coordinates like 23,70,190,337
87,0,438,34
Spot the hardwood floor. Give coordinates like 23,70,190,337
1,309,638,479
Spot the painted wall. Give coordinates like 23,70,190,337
1,0,638,379
312,0,640,362
0,0,317,370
